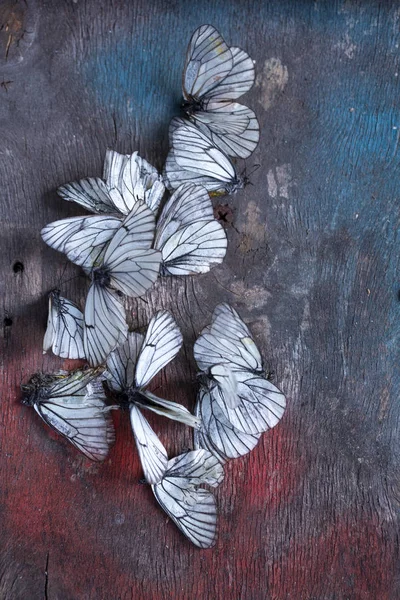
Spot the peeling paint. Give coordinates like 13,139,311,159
230,280,271,310
335,33,357,59
256,57,289,110
267,164,293,199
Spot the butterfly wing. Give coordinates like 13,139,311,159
129,403,168,484
41,216,97,254
34,372,115,462
164,146,226,193
103,149,129,191
103,201,161,297
155,183,214,249
63,216,121,271
44,368,104,396
57,177,117,214
43,294,56,355
43,291,85,360
122,152,165,214
205,46,255,101
105,332,144,392
194,331,259,374
135,311,183,388
194,303,263,374
183,25,233,102
160,220,227,276
195,385,262,460
192,102,259,159
172,123,237,183
138,390,200,429
103,149,164,214
83,282,128,367
221,372,286,434
151,449,224,548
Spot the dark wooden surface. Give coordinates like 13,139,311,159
1,1,399,598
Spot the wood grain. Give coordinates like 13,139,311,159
0,1,399,598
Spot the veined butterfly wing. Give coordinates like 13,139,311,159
183,25,233,101
204,46,255,101
105,332,144,392
135,311,183,388
63,216,121,271
192,101,259,159
83,283,128,368
137,390,200,429
102,201,161,297
129,403,168,484
195,384,262,460
43,290,85,360
57,177,117,215
152,449,224,548
159,220,227,276
23,369,115,462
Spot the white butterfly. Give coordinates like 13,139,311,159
152,449,224,548
154,183,227,275
193,303,286,460
182,25,259,159
43,202,162,367
43,289,85,360
57,149,165,216
80,202,161,367
21,368,115,462
164,118,245,195
105,311,200,484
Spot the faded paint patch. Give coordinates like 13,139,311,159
334,33,357,59
250,315,272,345
70,456,101,480
238,200,268,254
256,57,289,110
267,164,293,199
230,280,271,310
243,200,266,242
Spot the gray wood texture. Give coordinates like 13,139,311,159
0,1,399,598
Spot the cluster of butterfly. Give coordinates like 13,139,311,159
21,25,285,549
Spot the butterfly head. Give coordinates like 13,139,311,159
49,288,61,306
92,267,111,287
225,176,245,195
127,388,145,405
197,371,215,388
115,391,131,410
182,97,203,116
21,381,44,406
117,388,143,409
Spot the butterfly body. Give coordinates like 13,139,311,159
21,382,45,407
182,97,204,115
224,176,244,195
92,266,111,287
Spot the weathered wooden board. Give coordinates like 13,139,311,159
0,0,399,598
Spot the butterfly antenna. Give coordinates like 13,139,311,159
241,163,260,187
59,272,82,287
248,163,261,177
57,260,70,289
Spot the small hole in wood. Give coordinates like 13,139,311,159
13,261,24,273
3,317,13,327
